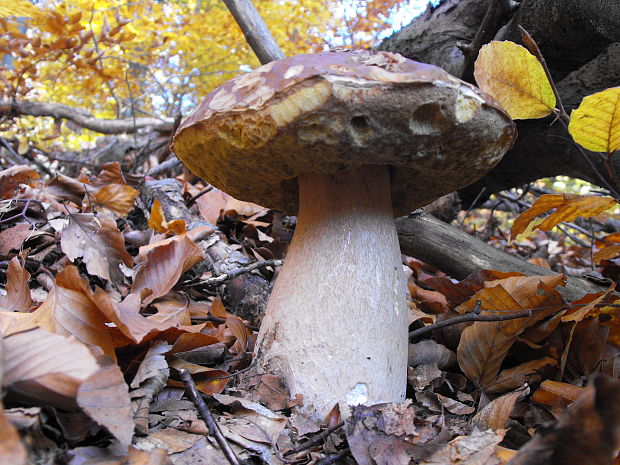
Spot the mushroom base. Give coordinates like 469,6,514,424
255,165,408,419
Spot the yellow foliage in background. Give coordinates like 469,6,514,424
0,0,411,147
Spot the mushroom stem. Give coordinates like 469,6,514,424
256,165,408,418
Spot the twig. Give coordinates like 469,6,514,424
0,136,31,166
146,157,182,177
187,259,283,289
284,421,345,457
556,223,590,248
409,304,534,340
518,25,567,122
187,185,214,207
460,0,511,81
221,0,285,65
191,315,260,332
207,362,257,380
316,447,351,465
179,369,241,465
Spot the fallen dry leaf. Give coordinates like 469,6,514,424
61,213,134,282
77,356,134,447
531,380,587,417
0,403,28,465
507,374,620,465
426,429,506,465
457,276,565,390
0,165,40,198
0,257,33,312
0,223,32,255
131,234,204,305
3,328,100,409
91,183,139,216
474,387,527,431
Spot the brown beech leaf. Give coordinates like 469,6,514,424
508,374,620,465
93,291,185,345
44,172,92,205
415,391,475,415
510,194,617,241
77,356,134,447
426,429,505,465
3,265,118,357
86,162,126,187
131,234,204,305
0,257,33,312
61,213,133,282
3,328,100,409
189,184,265,224
193,370,230,395
457,276,565,390
91,183,139,216
473,387,527,431
531,380,587,417
346,401,424,465
227,315,249,353
0,404,28,465
0,165,40,198
486,357,557,394
0,223,31,255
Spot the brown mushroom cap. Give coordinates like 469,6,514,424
172,50,516,215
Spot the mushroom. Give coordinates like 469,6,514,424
172,50,516,418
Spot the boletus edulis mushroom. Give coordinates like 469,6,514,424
172,50,516,418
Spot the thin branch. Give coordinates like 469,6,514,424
284,421,345,457
460,0,512,81
1,100,174,134
316,447,351,465
409,306,534,340
221,0,285,65
187,185,214,207
187,259,283,289
179,369,241,465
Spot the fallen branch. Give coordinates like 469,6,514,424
179,369,241,465
1,100,175,134
396,211,607,301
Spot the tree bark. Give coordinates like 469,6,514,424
396,211,607,302
140,179,271,324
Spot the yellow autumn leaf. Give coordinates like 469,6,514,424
0,0,43,17
568,87,620,153
474,41,556,119
510,194,617,241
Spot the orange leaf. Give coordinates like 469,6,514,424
593,244,620,264
91,183,139,216
510,194,617,241
0,165,40,199
131,234,204,305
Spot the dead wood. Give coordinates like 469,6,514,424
396,211,606,302
139,179,271,324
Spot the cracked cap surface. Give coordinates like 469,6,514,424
172,50,516,215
